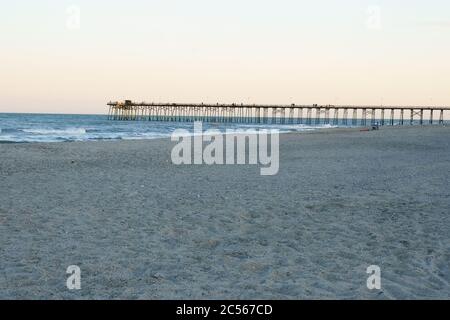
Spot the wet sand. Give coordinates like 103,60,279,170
0,126,449,299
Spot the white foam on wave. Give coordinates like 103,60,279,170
121,132,173,140
21,128,87,135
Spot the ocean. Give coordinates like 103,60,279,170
0,113,341,143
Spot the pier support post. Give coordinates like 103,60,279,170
333,109,339,125
324,108,330,125
361,109,367,126
342,109,348,125
315,108,321,125
307,108,312,125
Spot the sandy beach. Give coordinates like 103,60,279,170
0,126,449,299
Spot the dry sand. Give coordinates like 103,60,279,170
0,126,449,299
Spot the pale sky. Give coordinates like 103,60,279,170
1,0,449,114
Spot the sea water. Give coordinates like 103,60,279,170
0,112,364,143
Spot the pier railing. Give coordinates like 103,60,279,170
107,101,449,126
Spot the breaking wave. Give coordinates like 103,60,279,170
21,128,87,135
0,113,347,143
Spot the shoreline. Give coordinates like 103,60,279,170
1,124,447,146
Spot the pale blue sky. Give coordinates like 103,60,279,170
1,0,449,113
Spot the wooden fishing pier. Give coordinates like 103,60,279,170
107,100,449,126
